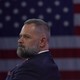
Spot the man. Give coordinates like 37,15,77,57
6,19,60,80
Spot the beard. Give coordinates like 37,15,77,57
17,44,40,59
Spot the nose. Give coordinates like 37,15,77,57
18,37,23,43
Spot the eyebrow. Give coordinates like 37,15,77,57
19,33,31,36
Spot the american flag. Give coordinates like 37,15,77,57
0,0,80,80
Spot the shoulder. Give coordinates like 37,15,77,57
10,52,60,80
16,52,59,73
26,52,59,71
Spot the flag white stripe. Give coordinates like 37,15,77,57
50,36,80,48
0,59,22,71
54,58,80,71
1,36,80,49
74,14,80,26
0,59,80,71
73,0,80,4
0,37,18,49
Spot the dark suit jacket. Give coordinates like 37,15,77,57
6,51,60,80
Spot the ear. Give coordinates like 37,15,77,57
39,37,46,48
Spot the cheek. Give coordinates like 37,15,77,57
31,40,40,47
24,40,36,47
24,38,40,47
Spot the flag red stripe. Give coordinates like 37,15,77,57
0,49,80,59
74,4,80,13
60,71,80,80
0,71,80,80
74,26,80,35
0,50,19,59
50,48,80,58
0,72,7,80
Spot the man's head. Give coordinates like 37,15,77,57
17,19,51,59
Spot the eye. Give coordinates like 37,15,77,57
23,34,32,39
18,34,32,39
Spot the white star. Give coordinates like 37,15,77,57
54,1,60,6
14,22,19,28
21,1,27,7
13,8,19,14
38,1,43,7
48,21,52,27
30,8,35,14
55,14,61,20
0,23,3,28
22,15,27,21
63,21,69,27
38,14,44,19
46,7,52,13
63,7,69,13
4,1,10,8
0,9,2,14
5,15,11,21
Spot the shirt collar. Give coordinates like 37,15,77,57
38,50,49,54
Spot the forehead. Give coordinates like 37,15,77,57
21,23,36,32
